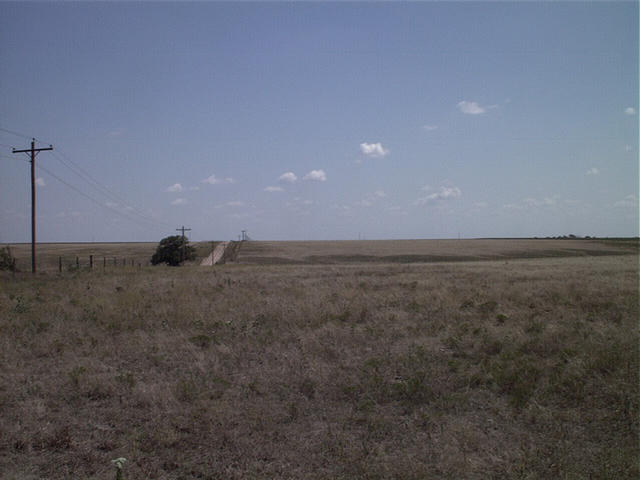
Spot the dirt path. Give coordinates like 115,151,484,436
200,241,229,266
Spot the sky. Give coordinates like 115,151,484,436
0,1,638,242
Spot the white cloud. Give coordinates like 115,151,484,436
415,186,462,205
360,142,389,157
35,177,45,187
586,168,600,175
202,174,235,185
356,199,374,207
189,186,200,191
503,203,522,211
422,125,438,131
625,145,632,152
105,201,118,208
374,190,387,198
226,213,251,220
279,172,298,183
457,101,486,115
474,201,488,208
614,194,638,208
226,201,244,207
171,198,187,206
524,197,556,207
55,210,81,218
624,107,636,115
166,183,183,193
303,169,327,181
264,186,284,192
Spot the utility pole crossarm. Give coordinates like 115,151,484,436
12,145,53,154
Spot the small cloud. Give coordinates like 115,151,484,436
189,186,200,191
422,125,438,131
264,186,283,192
55,210,81,218
624,107,636,115
503,203,522,211
35,177,45,187
356,199,374,207
360,142,389,157
303,169,327,181
107,129,124,137
614,194,638,208
586,168,600,176
226,212,251,219
474,201,488,208
279,172,298,183
524,197,556,207
457,101,486,115
374,190,387,198
226,201,244,207
105,201,118,208
202,174,235,185
302,199,313,205
415,185,462,205
166,183,183,193
171,198,187,206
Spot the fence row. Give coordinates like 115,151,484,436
55,256,150,272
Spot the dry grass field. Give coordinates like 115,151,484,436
0,240,638,479
236,238,637,264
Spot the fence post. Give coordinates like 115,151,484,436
59,256,62,273
103,257,106,269
113,257,116,266
76,257,79,269
90,255,93,270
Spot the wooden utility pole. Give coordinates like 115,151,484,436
12,139,53,273
176,226,191,263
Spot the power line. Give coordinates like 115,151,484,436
1,126,175,233
51,148,173,229
0,126,34,140
37,163,170,232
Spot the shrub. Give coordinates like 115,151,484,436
0,246,16,271
151,235,196,266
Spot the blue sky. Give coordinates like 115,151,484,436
1,2,637,242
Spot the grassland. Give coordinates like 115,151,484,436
0,240,638,479
236,238,637,264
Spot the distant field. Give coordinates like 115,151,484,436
236,238,638,264
2,238,636,272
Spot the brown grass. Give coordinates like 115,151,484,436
0,245,637,479
237,238,638,264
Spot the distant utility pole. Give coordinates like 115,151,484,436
12,138,53,274
176,226,191,263
241,230,247,241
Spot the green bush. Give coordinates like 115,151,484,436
151,235,196,266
